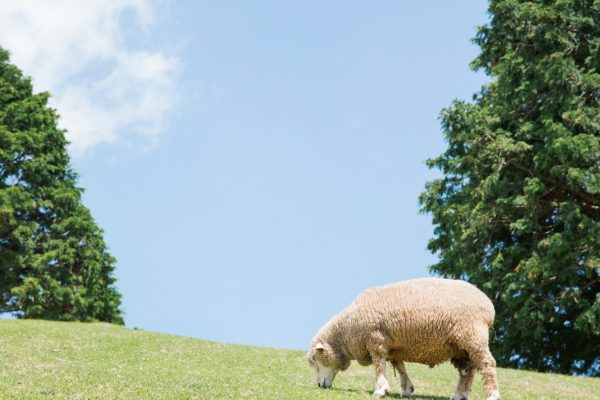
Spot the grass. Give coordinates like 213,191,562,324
0,320,598,399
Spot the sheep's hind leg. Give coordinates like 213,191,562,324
449,356,475,400
391,359,414,397
372,356,390,399
470,347,500,400
457,324,500,400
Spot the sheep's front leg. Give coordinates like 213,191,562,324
372,357,390,399
392,360,414,397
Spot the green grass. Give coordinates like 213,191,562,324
0,320,597,399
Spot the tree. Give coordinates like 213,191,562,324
0,47,123,324
420,0,600,376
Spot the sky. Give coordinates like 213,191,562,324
0,1,489,350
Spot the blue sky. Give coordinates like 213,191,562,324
1,1,488,350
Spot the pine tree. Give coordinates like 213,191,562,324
0,47,122,324
420,0,600,375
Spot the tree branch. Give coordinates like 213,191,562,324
505,160,600,210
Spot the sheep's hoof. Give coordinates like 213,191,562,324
485,390,500,400
450,394,468,400
373,387,389,399
401,384,414,397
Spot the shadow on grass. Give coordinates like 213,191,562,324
386,394,447,400
327,387,447,400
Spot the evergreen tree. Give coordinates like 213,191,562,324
0,48,122,324
420,0,600,375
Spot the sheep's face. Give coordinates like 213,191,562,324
307,342,338,388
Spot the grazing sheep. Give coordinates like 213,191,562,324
307,278,500,400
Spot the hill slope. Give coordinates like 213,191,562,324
0,320,597,399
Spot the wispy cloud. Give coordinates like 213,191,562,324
0,0,178,155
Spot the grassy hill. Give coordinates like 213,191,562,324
0,320,597,399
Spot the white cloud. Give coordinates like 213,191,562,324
0,0,178,155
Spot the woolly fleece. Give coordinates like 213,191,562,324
309,278,500,399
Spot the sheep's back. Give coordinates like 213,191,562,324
341,278,494,354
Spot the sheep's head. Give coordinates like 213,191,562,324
306,341,348,389
307,342,337,388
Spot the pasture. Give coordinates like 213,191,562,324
0,320,597,399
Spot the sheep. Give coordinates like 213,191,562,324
307,277,500,400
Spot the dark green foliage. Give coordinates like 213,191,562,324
420,0,600,375
0,48,122,324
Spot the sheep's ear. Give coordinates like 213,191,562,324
315,342,325,352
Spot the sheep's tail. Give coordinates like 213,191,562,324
486,312,494,328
